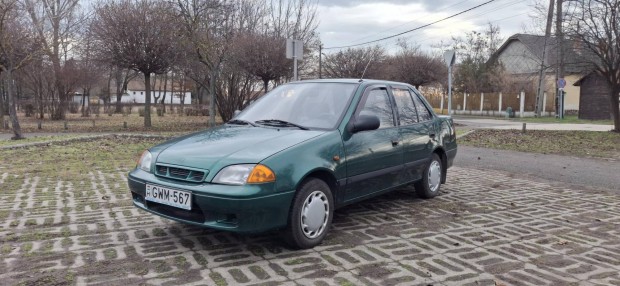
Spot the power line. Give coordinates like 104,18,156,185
323,0,498,50
343,0,472,46
394,0,524,45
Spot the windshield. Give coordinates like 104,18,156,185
236,82,357,129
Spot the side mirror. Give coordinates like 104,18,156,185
233,110,241,118
350,114,380,133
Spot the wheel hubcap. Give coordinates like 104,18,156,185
301,191,329,239
428,160,441,193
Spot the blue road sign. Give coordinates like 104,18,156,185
557,78,566,88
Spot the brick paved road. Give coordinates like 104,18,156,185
1,167,619,285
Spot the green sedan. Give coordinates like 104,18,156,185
128,79,457,249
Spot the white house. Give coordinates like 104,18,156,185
122,89,191,104
107,77,192,104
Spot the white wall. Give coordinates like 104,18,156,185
115,89,192,104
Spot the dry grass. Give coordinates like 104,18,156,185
460,129,620,160
1,111,221,134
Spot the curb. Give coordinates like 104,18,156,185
457,129,475,139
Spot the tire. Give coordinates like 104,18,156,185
415,153,442,199
284,178,334,249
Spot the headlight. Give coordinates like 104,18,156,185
137,151,152,172
213,164,275,185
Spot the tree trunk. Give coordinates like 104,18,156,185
209,71,217,126
81,88,87,117
6,69,24,140
114,72,123,113
263,79,269,93
144,72,152,127
611,86,620,132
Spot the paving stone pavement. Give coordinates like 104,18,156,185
1,167,620,286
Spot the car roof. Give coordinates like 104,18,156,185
291,78,416,88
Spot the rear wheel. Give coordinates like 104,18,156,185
284,178,333,249
415,153,442,199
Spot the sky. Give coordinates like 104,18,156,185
316,0,539,54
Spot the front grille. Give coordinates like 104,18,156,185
155,164,207,182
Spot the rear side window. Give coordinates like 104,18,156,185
411,92,432,122
360,88,395,129
392,88,418,125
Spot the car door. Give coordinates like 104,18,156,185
408,88,437,179
390,86,429,182
343,85,403,202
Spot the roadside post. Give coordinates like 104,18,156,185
286,39,303,81
557,78,566,119
443,50,456,116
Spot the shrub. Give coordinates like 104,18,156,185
123,105,132,115
68,102,79,114
91,104,101,115
24,104,35,117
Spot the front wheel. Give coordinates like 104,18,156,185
284,178,334,249
415,153,442,199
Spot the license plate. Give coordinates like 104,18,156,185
145,184,192,210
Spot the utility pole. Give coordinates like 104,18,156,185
535,0,555,117
555,0,565,119
319,43,323,79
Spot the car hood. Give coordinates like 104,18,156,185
155,125,325,171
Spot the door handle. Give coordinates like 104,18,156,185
429,133,436,138
391,140,399,147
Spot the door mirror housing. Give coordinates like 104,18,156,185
350,114,380,133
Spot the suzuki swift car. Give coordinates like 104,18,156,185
128,79,457,249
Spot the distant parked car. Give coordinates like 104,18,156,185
128,79,457,249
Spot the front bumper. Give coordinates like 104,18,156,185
127,169,295,233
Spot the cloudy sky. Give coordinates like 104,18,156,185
316,0,539,53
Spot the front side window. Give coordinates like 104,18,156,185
236,82,357,129
392,87,418,125
359,88,395,129
411,91,433,122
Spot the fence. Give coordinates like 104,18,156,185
425,91,557,117
16,100,211,118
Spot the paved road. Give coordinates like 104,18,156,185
455,146,620,192
454,117,614,131
2,166,620,285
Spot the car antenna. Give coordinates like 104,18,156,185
359,54,374,82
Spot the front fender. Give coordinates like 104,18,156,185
261,131,346,194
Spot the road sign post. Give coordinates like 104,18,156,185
286,39,303,81
556,78,566,119
443,50,456,116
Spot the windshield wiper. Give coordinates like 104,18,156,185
255,119,309,130
227,119,258,127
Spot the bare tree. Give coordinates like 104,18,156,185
566,0,620,131
92,0,179,127
175,0,238,126
267,0,319,79
236,32,290,92
322,46,385,79
23,0,83,120
385,40,446,89
452,23,505,93
0,0,39,139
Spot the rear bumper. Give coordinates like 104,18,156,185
127,169,295,233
